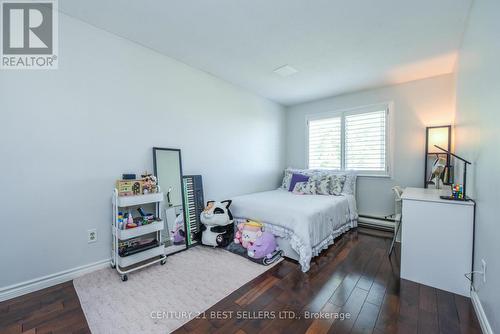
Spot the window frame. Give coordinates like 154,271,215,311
305,102,393,177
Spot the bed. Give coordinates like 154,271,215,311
230,170,358,272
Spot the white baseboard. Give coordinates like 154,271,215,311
358,216,395,229
471,290,493,334
0,258,110,302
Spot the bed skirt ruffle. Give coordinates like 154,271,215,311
234,217,357,272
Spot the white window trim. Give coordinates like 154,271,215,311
305,102,394,178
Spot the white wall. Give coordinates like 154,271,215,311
455,0,500,331
0,14,285,289
286,74,455,215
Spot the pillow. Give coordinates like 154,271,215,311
288,173,309,192
314,170,356,195
281,168,357,195
281,168,315,190
310,173,331,195
281,170,293,189
292,180,317,195
340,172,357,195
329,174,346,195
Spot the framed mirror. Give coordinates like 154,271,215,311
153,147,188,255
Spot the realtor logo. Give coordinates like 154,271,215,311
1,0,58,69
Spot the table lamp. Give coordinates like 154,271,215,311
434,145,471,201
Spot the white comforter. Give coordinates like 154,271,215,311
231,189,358,272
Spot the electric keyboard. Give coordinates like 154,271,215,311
183,175,204,246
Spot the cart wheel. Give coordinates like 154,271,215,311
161,259,166,265
121,274,128,282
110,263,116,269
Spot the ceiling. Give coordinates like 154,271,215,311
59,0,472,106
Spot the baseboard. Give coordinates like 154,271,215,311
0,258,110,302
358,216,395,231
471,290,493,334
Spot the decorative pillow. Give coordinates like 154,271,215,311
281,168,357,196
340,172,357,195
288,173,309,192
329,175,346,195
292,180,317,195
311,173,331,195
282,168,315,190
281,170,293,189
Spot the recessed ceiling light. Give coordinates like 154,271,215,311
273,64,298,77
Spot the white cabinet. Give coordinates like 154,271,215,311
401,187,474,296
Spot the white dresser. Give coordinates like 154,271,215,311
401,187,475,296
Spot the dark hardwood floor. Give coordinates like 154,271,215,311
0,281,90,334
0,228,480,334
175,228,481,334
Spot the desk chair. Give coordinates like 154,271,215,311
388,186,403,256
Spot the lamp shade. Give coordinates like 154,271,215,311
427,126,450,154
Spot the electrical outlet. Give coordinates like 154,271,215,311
88,229,97,243
481,259,487,283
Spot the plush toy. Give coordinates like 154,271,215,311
200,200,234,247
234,220,263,249
247,231,279,260
141,172,158,194
234,225,243,244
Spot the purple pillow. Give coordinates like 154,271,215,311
288,173,309,192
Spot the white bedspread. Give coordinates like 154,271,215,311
231,189,358,272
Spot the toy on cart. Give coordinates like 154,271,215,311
141,172,158,194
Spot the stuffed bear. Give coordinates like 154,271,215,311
234,220,263,249
200,200,234,247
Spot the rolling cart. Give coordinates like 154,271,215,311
111,189,167,281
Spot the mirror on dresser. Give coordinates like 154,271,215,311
153,147,187,255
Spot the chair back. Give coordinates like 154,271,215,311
392,186,403,216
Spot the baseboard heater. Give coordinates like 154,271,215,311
358,214,395,232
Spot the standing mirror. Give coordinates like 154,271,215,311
153,147,187,255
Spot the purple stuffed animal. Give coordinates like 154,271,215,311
247,231,278,259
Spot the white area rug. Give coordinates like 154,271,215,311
74,246,279,334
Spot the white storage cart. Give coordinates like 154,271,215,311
111,189,167,281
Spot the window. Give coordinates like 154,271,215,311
307,105,390,175
308,117,341,169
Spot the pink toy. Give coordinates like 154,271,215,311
247,231,279,259
234,226,243,244
234,221,263,249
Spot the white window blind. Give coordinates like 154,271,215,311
307,105,389,175
345,110,386,172
308,117,341,169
